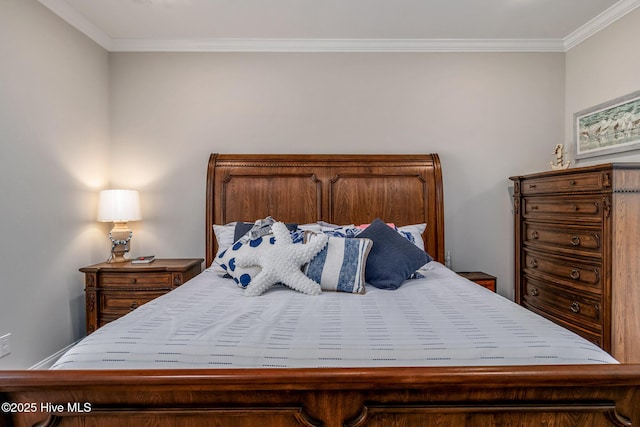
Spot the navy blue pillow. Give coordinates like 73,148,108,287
357,218,432,289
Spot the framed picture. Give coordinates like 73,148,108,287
574,89,640,159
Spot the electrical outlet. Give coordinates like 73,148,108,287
0,333,10,358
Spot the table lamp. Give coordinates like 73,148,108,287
97,189,142,263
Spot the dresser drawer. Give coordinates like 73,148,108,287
523,196,602,223
100,272,173,288
521,302,603,348
99,291,166,315
523,249,602,293
520,171,604,195
522,276,602,334
523,222,602,258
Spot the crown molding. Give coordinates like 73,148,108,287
564,0,640,51
38,0,112,50
39,0,639,53
110,38,565,53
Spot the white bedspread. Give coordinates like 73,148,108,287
52,262,617,369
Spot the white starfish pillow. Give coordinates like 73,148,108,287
237,222,329,296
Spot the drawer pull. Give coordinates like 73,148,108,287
570,302,580,313
129,301,139,311
530,288,539,297
531,231,539,240
570,269,581,280
570,235,581,246
130,278,137,284
530,205,539,211
569,179,576,186
529,184,537,189
571,204,578,211
529,258,538,268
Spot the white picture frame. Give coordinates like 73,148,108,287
574,89,640,159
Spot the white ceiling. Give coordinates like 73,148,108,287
39,0,640,52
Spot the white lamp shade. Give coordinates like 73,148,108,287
97,189,142,222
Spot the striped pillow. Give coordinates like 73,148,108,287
304,236,372,294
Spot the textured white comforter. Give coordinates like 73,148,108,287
52,262,617,369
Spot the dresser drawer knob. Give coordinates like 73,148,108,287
570,235,581,246
529,184,537,189
530,288,539,297
529,258,538,268
570,302,581,313
569,179,576,186
570,269,581,280
571,204,579,211
130,278,137,284
531,231,539,240
129,301,139,311
530,205,539,211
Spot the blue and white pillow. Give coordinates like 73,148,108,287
304,236,372,294
322,226,363,239
397,223,426,250
321,223,426,250
213,216,299,260
215,230,306,288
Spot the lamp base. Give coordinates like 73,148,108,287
108,222,132,263
108,250,129,263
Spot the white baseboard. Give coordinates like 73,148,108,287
29,340,80,370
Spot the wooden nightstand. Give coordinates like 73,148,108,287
81,258,203,334
457,271,497,292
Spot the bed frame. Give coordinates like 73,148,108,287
2,153,640,427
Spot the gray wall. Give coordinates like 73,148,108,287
0,0,110,369
109,52,565,301
565,7,640,165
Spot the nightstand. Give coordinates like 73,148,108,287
81,258,203,334
457,271,497,292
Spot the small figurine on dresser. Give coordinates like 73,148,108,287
550,144,570,170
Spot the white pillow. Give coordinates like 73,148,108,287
212,222,237,258
398,223,427,250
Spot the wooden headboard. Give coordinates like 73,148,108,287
205,153,445,266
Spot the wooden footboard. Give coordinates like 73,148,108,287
2,365,640,427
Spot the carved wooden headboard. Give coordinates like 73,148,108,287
205,153,445,266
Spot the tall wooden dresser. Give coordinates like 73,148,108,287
510,163,640,363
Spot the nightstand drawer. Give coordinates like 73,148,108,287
100,291,165,315
81,258,203,334
520,171,604,195
100,272,173,288
457,272,496,292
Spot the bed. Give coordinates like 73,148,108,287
1,153,640,427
